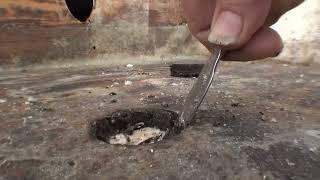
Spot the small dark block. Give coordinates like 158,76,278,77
170,64,204,78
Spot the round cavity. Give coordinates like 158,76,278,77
65,0,93,22
91,109,180,146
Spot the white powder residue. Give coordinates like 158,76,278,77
109,127,166,146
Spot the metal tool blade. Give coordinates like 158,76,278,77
179,47,222,127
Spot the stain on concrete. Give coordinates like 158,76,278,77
244,142,320,180
0,159,47,180
0,8,7,16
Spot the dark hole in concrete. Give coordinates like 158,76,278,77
170,64,204,78
67,160,75,167
109,92,117,96
147,95,156,99
91,109,181,145
65,0,93,22
110,99,117,103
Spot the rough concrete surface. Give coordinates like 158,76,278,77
0,60,319,180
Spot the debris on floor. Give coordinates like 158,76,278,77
126,64,134,68
124,80,133,86
109,127,166,145
0,99,7,103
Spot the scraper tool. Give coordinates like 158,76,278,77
179,47,222,127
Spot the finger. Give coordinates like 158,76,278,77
195,29,215,52
223,27,283,61
181,0,215,35
208,0,272,49
265,0,305,26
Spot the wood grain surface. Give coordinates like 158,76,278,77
0,0,185,66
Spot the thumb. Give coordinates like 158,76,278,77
208,0,272,49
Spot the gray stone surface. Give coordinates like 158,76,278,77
0,61,319,179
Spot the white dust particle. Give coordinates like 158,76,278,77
125,80,133,86
126,64,134,68
0,99,7,103
270,118,277,123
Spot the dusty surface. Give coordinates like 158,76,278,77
0,61,319,179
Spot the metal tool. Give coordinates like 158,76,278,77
179,47,222,127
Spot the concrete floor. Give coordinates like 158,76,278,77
0,60,319,180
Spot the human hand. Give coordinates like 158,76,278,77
182,0,304,61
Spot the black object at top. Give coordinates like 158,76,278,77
65,0,93,22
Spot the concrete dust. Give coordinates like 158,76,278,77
109,127,166,145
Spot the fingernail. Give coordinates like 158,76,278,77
275,42,284,57
208,11,243,46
